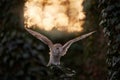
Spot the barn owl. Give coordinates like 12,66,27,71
25,28,95,66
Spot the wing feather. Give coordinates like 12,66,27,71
25,28,53,48
62,31,96,56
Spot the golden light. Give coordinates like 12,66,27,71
24,0,85,33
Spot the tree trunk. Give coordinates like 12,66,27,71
0,0,25,30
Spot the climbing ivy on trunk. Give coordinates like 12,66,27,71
99,0,120,80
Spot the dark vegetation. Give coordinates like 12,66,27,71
99,0,120,80
1,0,119,80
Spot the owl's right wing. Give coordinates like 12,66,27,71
25,28,53,48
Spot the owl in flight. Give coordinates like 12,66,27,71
25,28,95,66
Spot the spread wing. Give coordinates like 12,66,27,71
25,28,53,48
62,31,96,56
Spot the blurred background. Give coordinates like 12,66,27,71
0,0,107,80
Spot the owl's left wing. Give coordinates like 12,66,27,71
62,31,96,56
